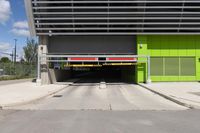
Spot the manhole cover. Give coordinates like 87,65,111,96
53,95,63,98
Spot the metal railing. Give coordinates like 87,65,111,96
37,54,151,83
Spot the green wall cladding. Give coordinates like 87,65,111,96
136,35,200,83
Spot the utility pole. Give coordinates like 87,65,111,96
14,39,17,64
13,39,17,75
11,49,14,63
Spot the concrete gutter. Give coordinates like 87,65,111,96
138,83,194,109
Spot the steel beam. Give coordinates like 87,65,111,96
24,0,36,36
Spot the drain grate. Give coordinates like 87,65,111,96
53,95,63,98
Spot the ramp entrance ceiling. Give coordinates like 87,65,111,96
48,36,136,54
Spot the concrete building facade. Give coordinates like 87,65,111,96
25,0,200,84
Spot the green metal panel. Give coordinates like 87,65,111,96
136,35,200,83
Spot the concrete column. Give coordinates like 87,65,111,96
39,36,50,85
38,36,72,84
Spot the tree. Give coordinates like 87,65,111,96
23,39,38,64
0,57,11,63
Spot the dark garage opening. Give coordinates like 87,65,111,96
52,65,136,84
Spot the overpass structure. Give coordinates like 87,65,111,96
25,0,200,84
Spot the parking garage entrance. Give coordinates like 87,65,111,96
37,36,151,84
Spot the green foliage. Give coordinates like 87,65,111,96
0,75,30,81
23,39,38,64
0,57,11,63
0,62,36,79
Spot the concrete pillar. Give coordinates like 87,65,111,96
38,36,72,84
39,36,50,85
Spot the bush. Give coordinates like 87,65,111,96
0,75,31,81
0,63,36,80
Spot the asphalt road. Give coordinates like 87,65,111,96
0,109,199,133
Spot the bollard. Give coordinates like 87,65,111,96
99,81,106,89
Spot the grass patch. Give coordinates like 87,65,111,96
0,75,34,81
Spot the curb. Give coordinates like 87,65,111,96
138,84,194,109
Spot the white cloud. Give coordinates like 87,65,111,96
11,20,30,37
11,28,30,37
13,21,29,29
0,42,11,51
0,0,11,24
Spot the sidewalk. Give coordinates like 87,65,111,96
140,82,200,109
0,78,33,86
0,80,75,108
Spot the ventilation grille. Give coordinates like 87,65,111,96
180,57,196,76
151,57,164,76
151,57,196,76
31,0,200,35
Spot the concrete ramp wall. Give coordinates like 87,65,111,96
48,69,71,84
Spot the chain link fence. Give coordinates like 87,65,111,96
0,63,36,80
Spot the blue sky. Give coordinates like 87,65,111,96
0,0,32,59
